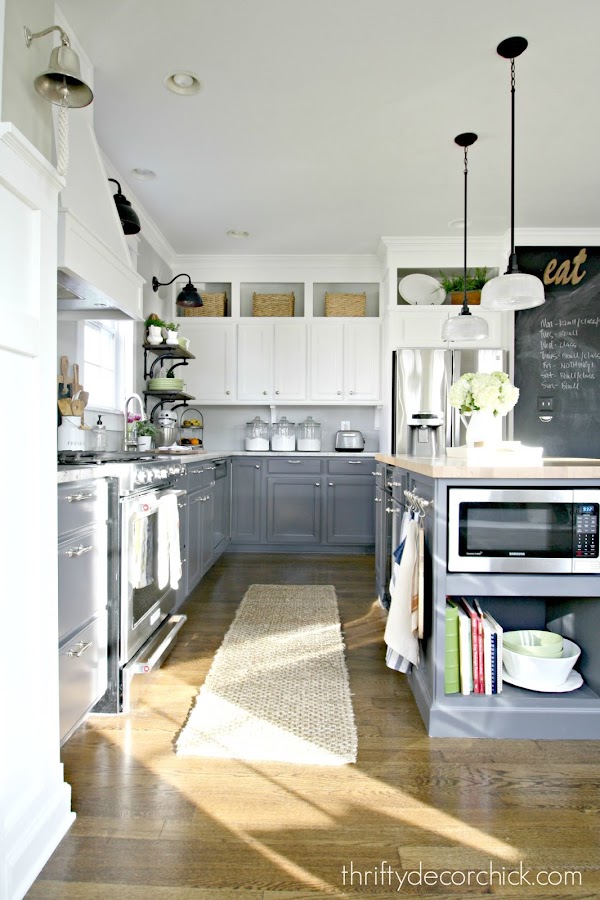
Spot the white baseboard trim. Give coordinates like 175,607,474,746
3,778,74,900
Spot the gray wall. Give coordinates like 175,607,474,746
2,0,54,159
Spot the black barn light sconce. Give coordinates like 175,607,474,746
108,179,141,235
152,274,203,308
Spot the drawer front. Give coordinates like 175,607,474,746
186,463,211,492
267,458,322,474
58,523,107,641
58,479,108,537
327,457,374,475
59,616,107,744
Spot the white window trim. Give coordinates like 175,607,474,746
76,319,134,414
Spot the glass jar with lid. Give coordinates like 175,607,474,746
271,415,296,452
296,415,321,452
245,416,270,451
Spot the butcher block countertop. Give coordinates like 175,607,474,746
375,453,600,480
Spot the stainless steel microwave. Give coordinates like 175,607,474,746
448,488,600,574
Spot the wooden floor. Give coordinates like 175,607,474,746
30,553,600,899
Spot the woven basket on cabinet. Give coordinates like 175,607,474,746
182,292,227,317
324,292,366,317
252,292,295,317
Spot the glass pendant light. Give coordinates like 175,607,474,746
441,133,489,342
481,37,544,311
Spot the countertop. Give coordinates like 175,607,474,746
376,453,600,479
57,450,375,483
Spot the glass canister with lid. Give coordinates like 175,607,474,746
296,415,322,452
245,416,270,451
271,415,296,452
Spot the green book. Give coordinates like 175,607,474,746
444,601,460,694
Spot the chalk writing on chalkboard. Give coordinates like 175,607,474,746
514,247,600,458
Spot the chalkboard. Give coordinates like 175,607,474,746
514,246,600,458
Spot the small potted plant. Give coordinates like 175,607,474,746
145,313,166,345
135,420,158,450
164,321,179,346
439,267,489,305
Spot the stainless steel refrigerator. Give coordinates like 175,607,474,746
392,347,507,454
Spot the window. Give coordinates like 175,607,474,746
80,320,133,411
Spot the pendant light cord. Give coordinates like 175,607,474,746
508,57,518,273
461,145,471,316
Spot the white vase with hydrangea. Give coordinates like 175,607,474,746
448,371,519,447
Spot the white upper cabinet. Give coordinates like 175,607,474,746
310,322,381,402
388,306,504,349
237,321,307,401
181,322,236,401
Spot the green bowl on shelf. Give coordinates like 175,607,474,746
503,630,563,658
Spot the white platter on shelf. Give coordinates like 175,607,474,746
502,668,583,693
398,273,446,305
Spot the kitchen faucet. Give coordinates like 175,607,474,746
123,393,147,449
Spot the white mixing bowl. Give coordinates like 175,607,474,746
503,637,580,687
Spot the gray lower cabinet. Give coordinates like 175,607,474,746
212,458,231,554
231,457,264,542
230,455,375,550
325,475,376,545
57,478,109,744
266,475,322,543
187,488,204,593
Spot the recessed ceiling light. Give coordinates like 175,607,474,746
131,168,157,180
164,71,202,95
226,229,250,239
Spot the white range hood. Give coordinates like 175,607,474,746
57,110,144,320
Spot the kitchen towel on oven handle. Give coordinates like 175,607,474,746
384,512,420,672
157,491,182,590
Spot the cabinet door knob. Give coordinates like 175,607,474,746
226,390,231,395
263,391,268,395
349,390,355,395
255,464,260,469
337,391,342,395
328,482,334,486
315,482,320,486
275,390,280,395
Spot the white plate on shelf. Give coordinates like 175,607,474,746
502,668,583,693
398,273,446,305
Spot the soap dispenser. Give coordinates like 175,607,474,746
92,415,108,452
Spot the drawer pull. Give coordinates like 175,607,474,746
66,492,94,503
190,468,204,474
255,464,260,469
67,640,93,658
391,481,403,487
347,460,362,465
287,460,301,464
315,482,320,486
375,497,382,503
65,544,93,558
206,465,216,470
371,470,378,475
385,506,401,514
328,482,334,486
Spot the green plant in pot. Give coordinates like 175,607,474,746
145,313,166,344
439,267,489,305
165,321,179,345
135,419,158,449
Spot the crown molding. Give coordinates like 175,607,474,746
514,228,600,246
173,253,382,273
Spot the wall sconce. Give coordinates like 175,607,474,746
24,24,93,178
108,179,141,235
24,24,93,108
152,274,203,308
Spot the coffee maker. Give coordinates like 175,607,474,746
407,412,444,457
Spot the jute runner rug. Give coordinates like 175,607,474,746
176,584,357,764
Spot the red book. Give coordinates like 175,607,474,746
472,599,487,694
460,598,483,693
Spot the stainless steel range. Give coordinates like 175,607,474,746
58,452,188,712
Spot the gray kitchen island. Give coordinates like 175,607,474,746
375,453,600,739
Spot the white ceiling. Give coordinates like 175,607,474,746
58,0,600,256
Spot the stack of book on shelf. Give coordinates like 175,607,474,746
445,598,503,695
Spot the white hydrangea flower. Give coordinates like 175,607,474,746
448,370,519,415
